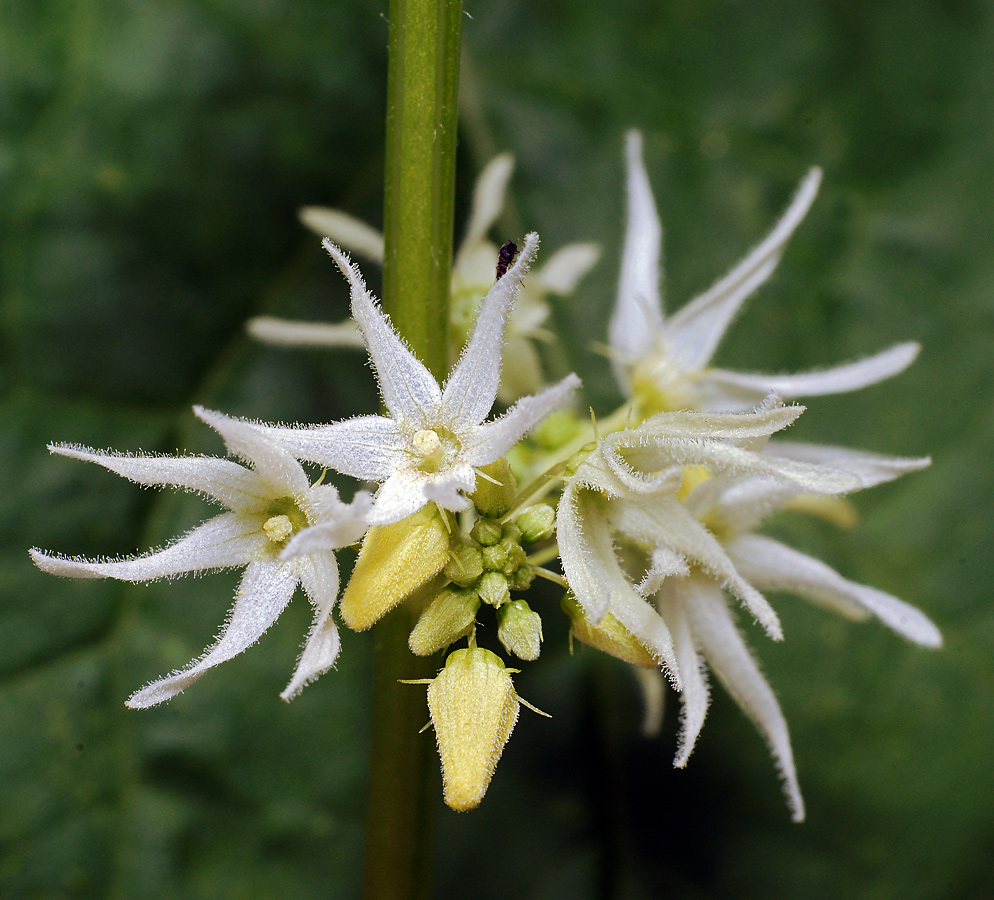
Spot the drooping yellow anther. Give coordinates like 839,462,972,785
561,592,658,668
413,429,443,460
428,648,520,812
339,505,450,631
263,514,294,544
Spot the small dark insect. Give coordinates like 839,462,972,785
495,240,518,280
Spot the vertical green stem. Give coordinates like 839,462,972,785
364,2,462,900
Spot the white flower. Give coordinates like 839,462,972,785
246,232,580,526
30,407,372,706
249,154,599,401
558,400,940,821
653,442,939,821
609,131,919,413
558,399,861,684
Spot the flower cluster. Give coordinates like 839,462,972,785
32,133,939,817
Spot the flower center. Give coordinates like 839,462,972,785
262,497,310,547
411,428,461,474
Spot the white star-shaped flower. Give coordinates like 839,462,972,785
558,399,862,686
30,407,371,706
249,154,599,401
653,442,939,821
248,232,580,525
609,130,919,412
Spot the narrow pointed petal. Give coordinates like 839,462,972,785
48,443,268,512
442,233,541,428
660,589,710,767
634,668,666,737
533,242,601,294
281,490,372,559
368,470,434,525
666,167,822,371
246,316,365,349
610,130,665,378
126,560,299,707
611,497,783,640
704,342,921,401
323,240,442,424
764,441,930,489
460,153,514,251
728,534,942,647
282,551,343,700
686,582,805,822
558,486,681,684
462,374,581,465
31,512,259,581
299,207,385,262
195,407,310,498
422,462,476,513
245,416,404,483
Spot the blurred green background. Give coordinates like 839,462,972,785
2,1,992,898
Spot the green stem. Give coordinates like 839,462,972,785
381,0,462,379
365,2,463,899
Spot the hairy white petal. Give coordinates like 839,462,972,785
659,587,711,767
281,491,372,559
368,470,436,525
610,130,665,377
421,463,476,513
246,416,404,483
282,551,343,701
460,152,514,251
299,207,385,262
764,441,930,489
612,497,783,640
195,407,310,499
48,443,268,512
533,242,601,294
126,560,299,707
30,513,260,581
246,316,365,349
324,240,443,424
729,534,942,647
704,342,921,402
686,581,805,822
442,232,540,428
665,167,822,372
461,373,580,465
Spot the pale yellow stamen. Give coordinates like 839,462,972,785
263,514,294,544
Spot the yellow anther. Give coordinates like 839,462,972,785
263,514,294,544
413,429,443,460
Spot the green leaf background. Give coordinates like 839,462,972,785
2,1,991,897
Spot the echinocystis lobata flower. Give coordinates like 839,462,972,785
609,130,920,414
31,407,372,706
244,232,580,527
249,153,599,401
558,399,940,820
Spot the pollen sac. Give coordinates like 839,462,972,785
427,648,520,812
561,592,658,668
497,599,543,661
469,458,517,518
339,505,449,631
409,588,481,656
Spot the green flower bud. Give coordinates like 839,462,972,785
508,565,535,591
515,504,556,543
502,522,522,543
444,545,484,587
497,600,543,661
469,458,517,518
481,542,508,572
409,588,481,656
477,571,510,607
565,442,597,476
470,518,503,547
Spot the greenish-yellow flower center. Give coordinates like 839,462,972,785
411,427,461,474
262,497,309,546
